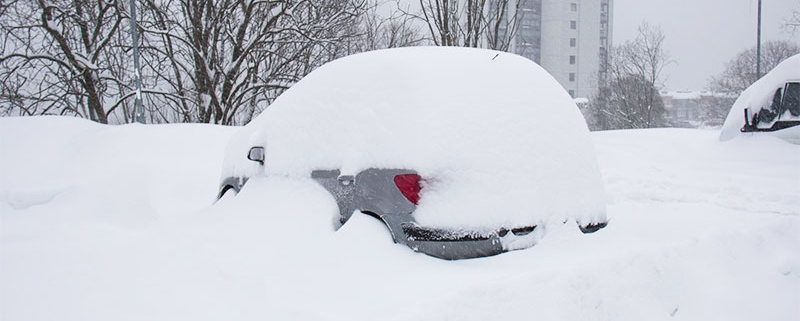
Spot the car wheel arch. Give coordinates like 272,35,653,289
217,184,238,199
358,210,398,242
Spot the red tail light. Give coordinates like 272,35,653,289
394,174,422,205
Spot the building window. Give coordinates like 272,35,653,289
571,3,577,11
568,90,575,97
569,55,576,64
569,73,576,82
570,21,577,29
570,38,576,47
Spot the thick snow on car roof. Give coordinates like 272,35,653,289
241,47,606,230
719,54,800,142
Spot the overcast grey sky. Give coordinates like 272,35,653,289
613,0,800,90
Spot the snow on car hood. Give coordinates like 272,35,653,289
719,54,800,142
227,47,606,230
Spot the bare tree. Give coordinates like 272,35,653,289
415,0,521,50
484,0,519,51
1,0,126,123
353,1,424,52
587,75,665,130
701,40,799,125
587,22,670,130
708,40,799,95
417,0,458,46
1,0,366,125
136,0,365,125
614,22,669,128
783,8,799,33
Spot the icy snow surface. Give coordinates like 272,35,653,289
221,47,606,229
719,54,800,142
2,116,799,321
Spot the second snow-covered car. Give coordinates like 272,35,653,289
720,54,800,143
217,47,608,260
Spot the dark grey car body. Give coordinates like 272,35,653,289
310,168,506,260
219,157,604,260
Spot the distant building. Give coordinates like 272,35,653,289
660,90,715,127
503,0,612,99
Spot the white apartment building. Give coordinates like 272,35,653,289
508,0,613,99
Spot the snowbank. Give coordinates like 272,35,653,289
2,118,799,321
0,116,236,219
223,47,606,230
719,54,800,142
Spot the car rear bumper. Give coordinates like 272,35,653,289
398,222,505,259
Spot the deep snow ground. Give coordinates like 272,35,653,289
1,116,799,321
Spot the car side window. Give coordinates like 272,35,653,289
783,82,800,117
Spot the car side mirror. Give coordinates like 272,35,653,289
247,146,265,164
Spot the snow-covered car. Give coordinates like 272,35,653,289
720,54,800,143
217,47,608,260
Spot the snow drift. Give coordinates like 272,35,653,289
2,117,799,321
